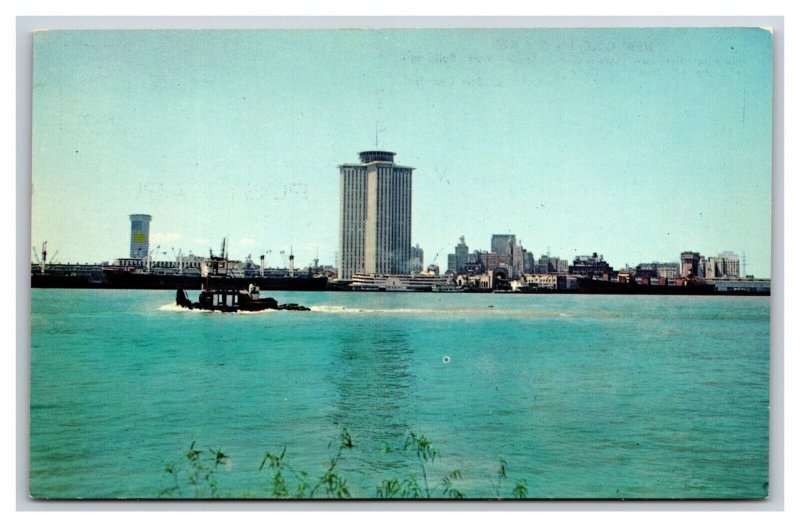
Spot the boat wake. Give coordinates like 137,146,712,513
157,303,278,315
309,305,573,318
158,304,190,312
158,303,574,318
310,305,456,315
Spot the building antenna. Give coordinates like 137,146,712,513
375,121,379,148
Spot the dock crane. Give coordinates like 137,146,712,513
32,242,58,272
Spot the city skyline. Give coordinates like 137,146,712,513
31,28,773,277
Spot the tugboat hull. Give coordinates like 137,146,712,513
176,288,309,312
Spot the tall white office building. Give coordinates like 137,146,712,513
338,151,414,280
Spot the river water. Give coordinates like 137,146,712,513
29,289,770,499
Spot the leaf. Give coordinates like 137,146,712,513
340,428,354,449
498,458,507,480
212,448,227,466
513,479,528,499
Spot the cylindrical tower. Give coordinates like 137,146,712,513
129,214,152,258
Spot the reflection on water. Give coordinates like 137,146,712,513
328,321,415,475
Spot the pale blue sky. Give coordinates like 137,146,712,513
31,28,773,276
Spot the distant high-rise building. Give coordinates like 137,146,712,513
704,257,718,279
410,244,425,273
446,235,470,274
338,151,414,280
706,251,740,278
447,254,457,275
523,251,536,274
718,251,740,278
478,251,504,271
511,239,524,278
129,214,152,258
536,255,568,274
491,234,516,255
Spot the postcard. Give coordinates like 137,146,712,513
29,26,772,500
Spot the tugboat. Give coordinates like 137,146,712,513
175,239,310,312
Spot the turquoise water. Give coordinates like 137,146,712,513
29,290,770,499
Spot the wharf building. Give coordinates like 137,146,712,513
129,214,152,258
635,262,680,280
680,251,705,278
706,251,740,279
338,151,415,281
569,253,613,278
680,250,740,279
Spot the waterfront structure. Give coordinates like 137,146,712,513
338,151,414,280
569,253,613,278
721,251,741,277
708,251,741,278
682,250,739,279
512,273,558,291
710,278,769,293
705,257,722,279
350,271,449,292
636,262,680,280
681,251,716,278
680,251,704,277
129,214,152,259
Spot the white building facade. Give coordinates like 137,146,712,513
338,151,414,280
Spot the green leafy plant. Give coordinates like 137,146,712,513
160,441,229,498
441,469,464,499
309,427,353,498
260,427,353,499
512,479,528,499
495,457,507,497
376,430,463,499
494,456,528,500
164,429,530,500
